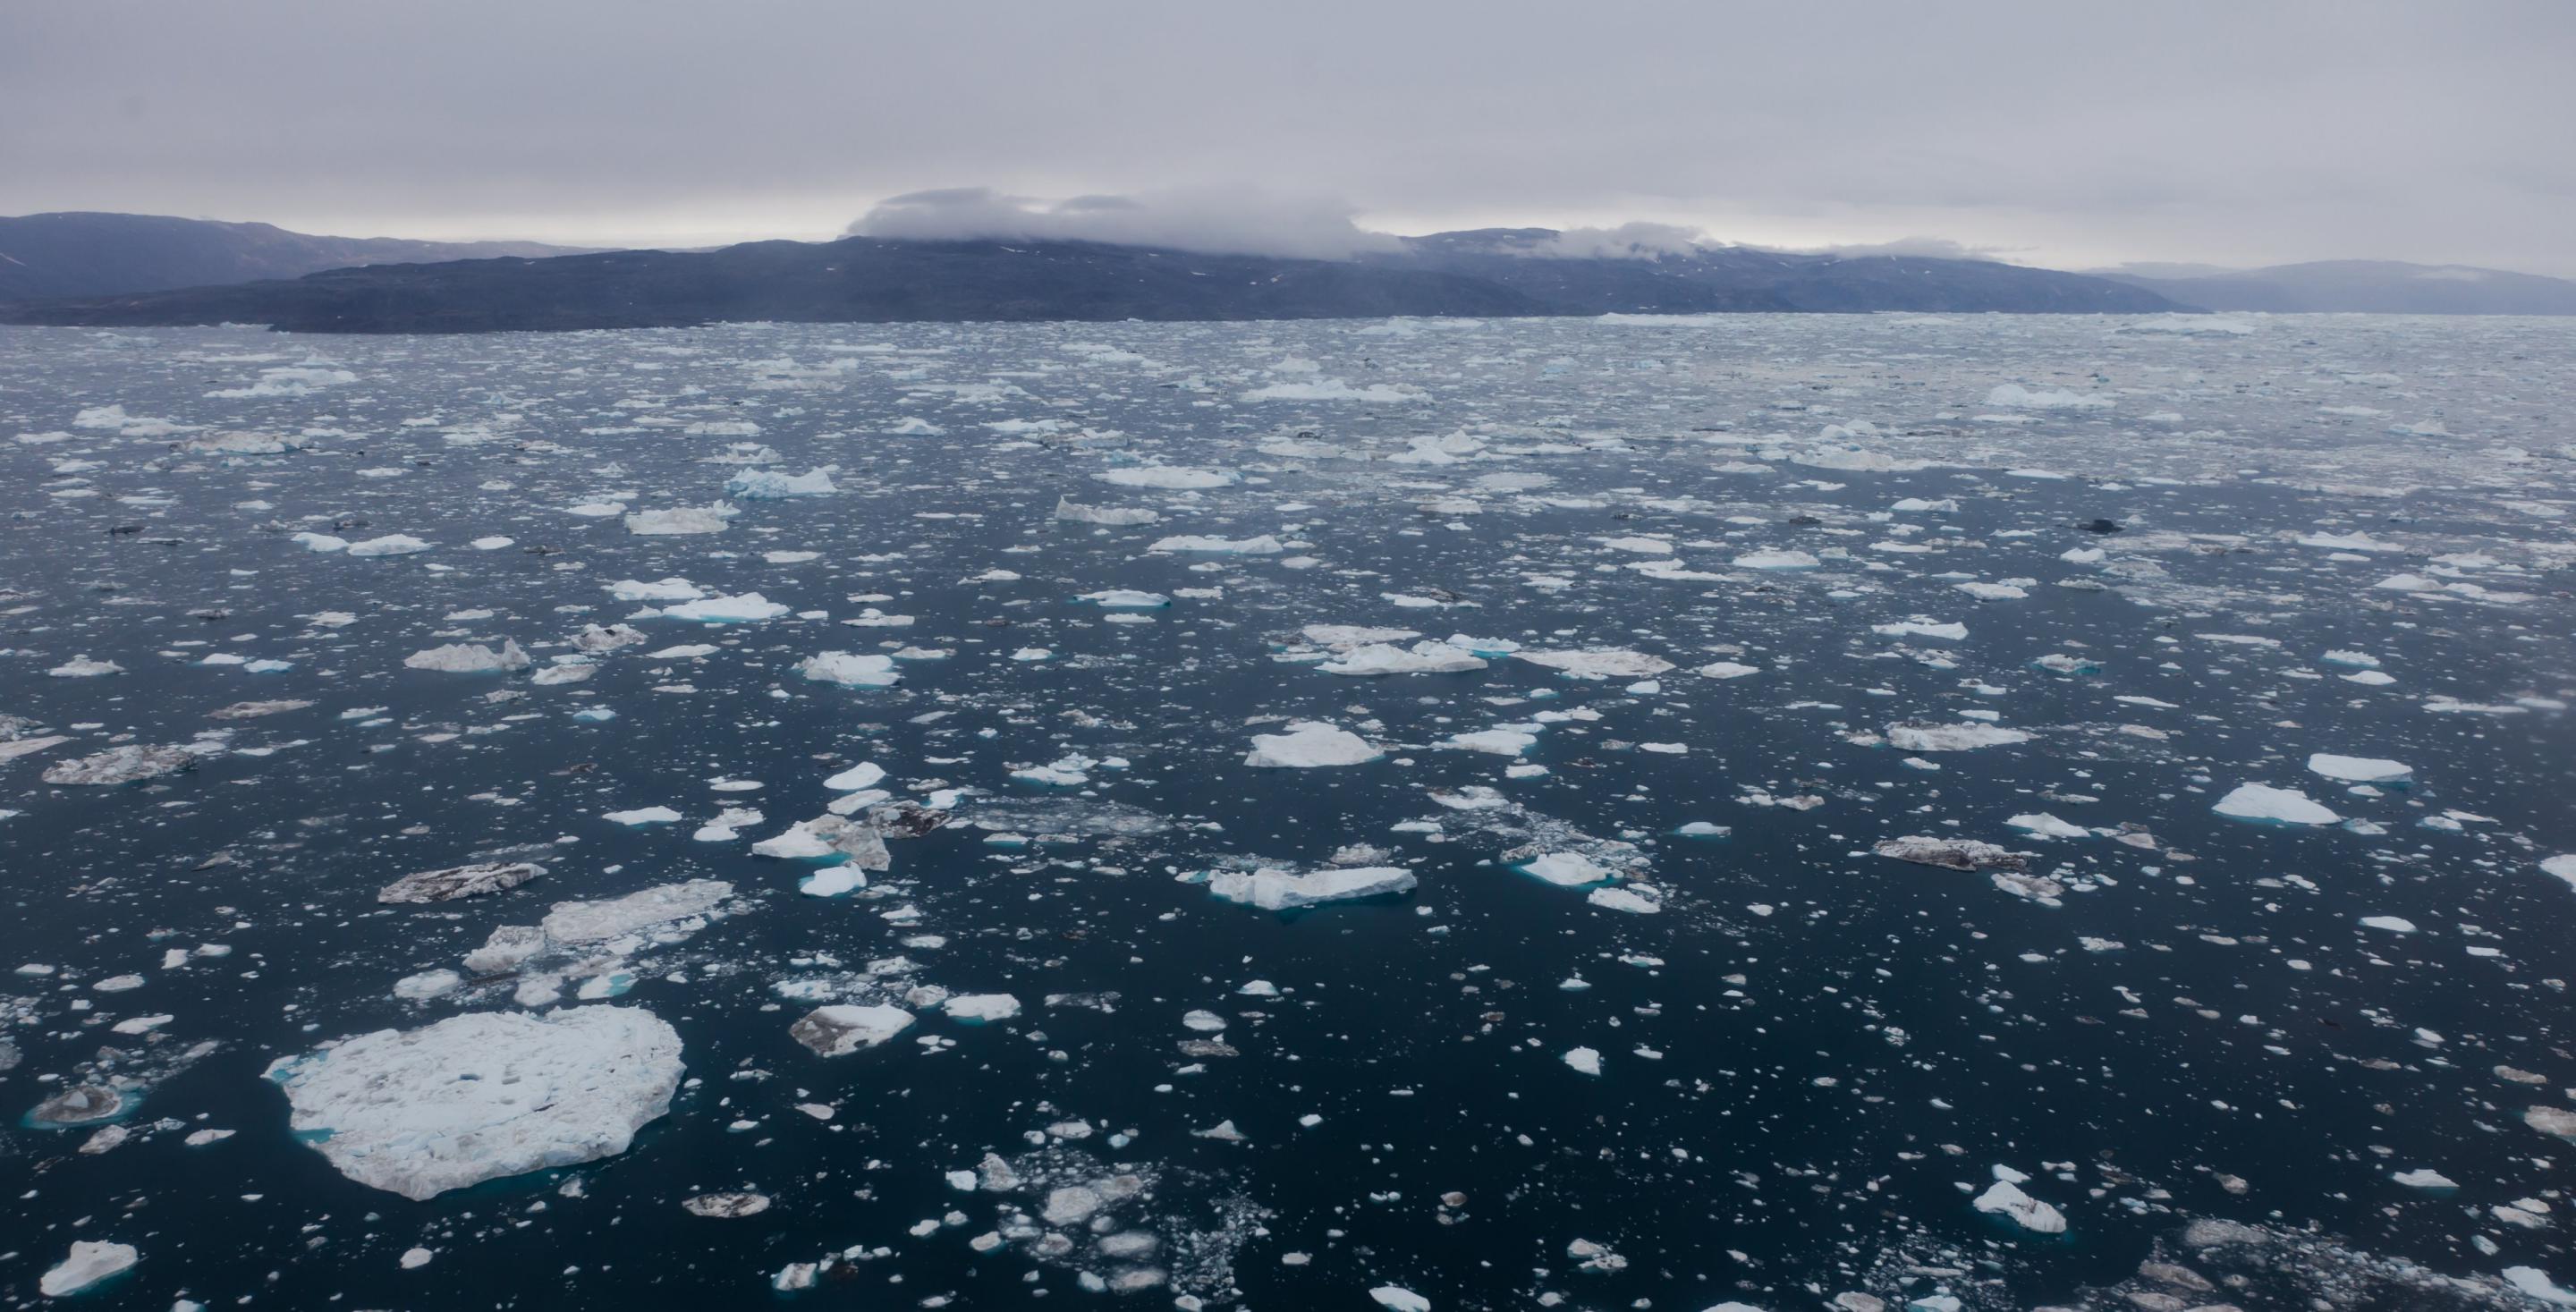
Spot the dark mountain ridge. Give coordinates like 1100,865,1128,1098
0,211,587,301
0,219,2190,333
2095,259,2576,315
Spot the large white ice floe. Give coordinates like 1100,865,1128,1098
346,533,433,557
41,743,199,785
1150,534,1282,554
38,1240,138,1297
1095,466,1236,490
796,651,901,687
264,1006,683,1201
1208,866,1416,910
1319,641,1487,676
378,861,544,904
1243,721,1380,768
1733,548,1819,570
1972,1176,2068,1233
1054,495,1160,525
2306,753,2411,783
1514,648,1674,680
606,577,705,602
403,640,530,673
1984,384,2113,411
723,466,838,498
623,503,738,535
790,1004,915,1056
2212,783,2342,826
657,592,788,623
1885,722,2032,752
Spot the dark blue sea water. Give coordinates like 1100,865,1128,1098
1,314,2571,1310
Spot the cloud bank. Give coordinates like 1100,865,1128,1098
847,186,1403,260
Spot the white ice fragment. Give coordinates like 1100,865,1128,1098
1320,641,1487,676
1885,723,2031,752
790,1004,915,1056
2307,753,2411,783
945,993,1021,1022
1208,866,1417,910
1515,648,1674,681
1972,1179,2068,1233
797,652,901,688
402,640,530,674
658,592,787,623
1244,721,1380,768
263,1007,682,1200
2212,783,2341,826
1095,466,1236,490
39,1240,138,1297
623,503,738,535
1054,495,1159,525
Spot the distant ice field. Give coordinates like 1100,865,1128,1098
0,313,2571,1310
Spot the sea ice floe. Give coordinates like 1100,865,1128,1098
265,1007,684,1201
2212,783,2342,826
1207,866,1417,910
1319,641,1487,676
1243,721,1380,768
797,651,902,687
39,1240,138,1297
1885,723,2032,752
791,1004,915,1056
2306,753,2411,783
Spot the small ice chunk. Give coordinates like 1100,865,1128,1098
790,1004,915,1056
945,993,1021,1022
1972,1178,2067,1233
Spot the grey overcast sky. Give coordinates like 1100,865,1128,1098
4,0,2572,274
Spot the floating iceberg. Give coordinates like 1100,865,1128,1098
1319,641,1487,676
1208,866,1417,910
1733,548,1819,571
1973,1178,2067,1233
724,467,838,498
39,1241,138,1297
378,861,544,904
1244,721,1380,767
2307,753,2411,783
1514,648,1674,680
1096,466,1236,490
1873,835,2031,871
264,1007,683,1201
346,534,433,557
2213,783,2341,826
623,503,738,535
797,651,901,687
658,592,788,623
1885,723,2031,752
791,1004,914,1056
42,743,199,785
1984,384,2114,411
404,640,531,673
1054,495,1159,525
1150,534,1282,554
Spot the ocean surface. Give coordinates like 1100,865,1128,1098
1,312,2571,1311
